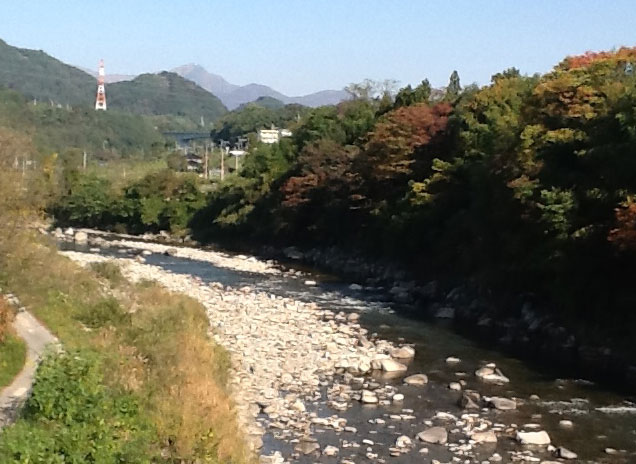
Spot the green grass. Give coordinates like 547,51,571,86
0,231,251,463
0,333,26,388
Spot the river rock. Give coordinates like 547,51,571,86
559,420,573,428
391,345,415,359
404,374,428,385
348,283,363,291
556,447,578,459
74,231,88,244
295,439,320,455
487,396,517,410
164,248,178,256
283,247,304,260
475,366,510,384
395,435,412,448
322,445,339,456
459,391,481,409
449,382,461,391
471,430,497,444
417,426,448,444
381,358,407,373
516,430,551,445
392,393,404,402
445,356,461,364
361,390,379,404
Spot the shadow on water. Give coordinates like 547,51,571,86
60,239,636,462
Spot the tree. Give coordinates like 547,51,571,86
446,70,461,99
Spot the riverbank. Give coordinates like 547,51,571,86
80,223,636,391
54,229,636,463
0,231,250,463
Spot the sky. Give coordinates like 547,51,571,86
2,1,635,96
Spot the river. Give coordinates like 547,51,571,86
60,232,636,463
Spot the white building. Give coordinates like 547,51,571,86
257,128,293,144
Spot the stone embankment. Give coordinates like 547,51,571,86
269,246,636,389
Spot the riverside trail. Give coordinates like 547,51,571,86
58,230,636,464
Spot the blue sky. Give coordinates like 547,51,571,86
2,1,635,96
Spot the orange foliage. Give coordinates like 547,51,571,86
561,47,636,70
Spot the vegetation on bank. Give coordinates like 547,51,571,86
0,113,250,463
0,232,250,463
0,296,26,389
54,48,636,353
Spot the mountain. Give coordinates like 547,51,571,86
0,38,94,106
241,96,285,110
108,72,227,125
171,64,349,109
0,39,227,127
171,64,238,96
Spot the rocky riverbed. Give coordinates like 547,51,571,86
55,230,636,464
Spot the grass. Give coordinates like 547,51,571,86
0,333,26,389
0,230,251,463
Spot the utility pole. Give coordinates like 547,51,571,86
83,151,87,171
204,143,209,179
220,142,225,181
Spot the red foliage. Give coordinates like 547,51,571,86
367,103,451,154
608,201,636,251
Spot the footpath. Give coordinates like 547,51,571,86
0,309,58,429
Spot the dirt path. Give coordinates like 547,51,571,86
0,311,59,429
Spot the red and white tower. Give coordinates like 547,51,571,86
94,59,107,110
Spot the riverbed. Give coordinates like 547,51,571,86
58,231,636,464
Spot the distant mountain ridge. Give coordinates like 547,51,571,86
0,38,226,126
83,62,349,110
171,63,349,109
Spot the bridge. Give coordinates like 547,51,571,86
163,131,213,148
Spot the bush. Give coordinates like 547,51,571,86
75,297,128,329
90,261,124,287
0,298,12,343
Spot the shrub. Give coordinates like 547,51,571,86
0,351,157,463
0,298,12,343
90,261,124,287
75,297,128,329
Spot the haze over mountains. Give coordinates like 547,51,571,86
85,63,349,110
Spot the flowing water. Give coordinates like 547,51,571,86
62,238,636,463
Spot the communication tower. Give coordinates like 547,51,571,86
95,59,107,110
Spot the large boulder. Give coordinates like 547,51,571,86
475,366,510,385
471,430,497,444
417,427,448,444
381,358,407,373
516,430,551,445
74,231,88,244
391,346,415,359
459,391,481,409
487,396,517,410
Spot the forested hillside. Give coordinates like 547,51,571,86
0,87,166,158
54,48,636,348
109,72,227,127
0,39,94,106
0,39,227,128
